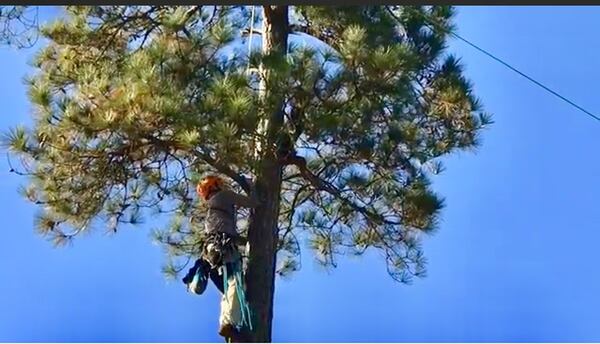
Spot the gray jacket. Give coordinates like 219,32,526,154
204,189,259,236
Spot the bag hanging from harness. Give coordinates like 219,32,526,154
182,258,210,295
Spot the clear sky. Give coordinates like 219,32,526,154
2,6,600,342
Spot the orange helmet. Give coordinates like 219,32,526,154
197,175,224,200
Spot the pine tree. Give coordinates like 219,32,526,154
4,6,491,342
0,6,38,48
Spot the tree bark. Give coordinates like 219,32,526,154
244,6,289,343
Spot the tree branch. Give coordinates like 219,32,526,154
284,154,400,226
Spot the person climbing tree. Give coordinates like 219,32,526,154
194,175,259,342
5,5,493,342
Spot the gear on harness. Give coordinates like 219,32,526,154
182,231,254,333
182,258,210,295
205,231,254,332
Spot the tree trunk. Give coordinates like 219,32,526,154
244,6,289,343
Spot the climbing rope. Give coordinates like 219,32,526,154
222,259,253,332
247,5,256,74
234,264,253,331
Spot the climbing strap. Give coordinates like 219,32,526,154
235,266,253,331
222,260,253,332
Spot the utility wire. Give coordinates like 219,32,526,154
389,7,600,123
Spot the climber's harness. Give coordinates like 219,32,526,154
183,229,253,333
202,231,240,270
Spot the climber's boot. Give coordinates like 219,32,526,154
219,324,244,343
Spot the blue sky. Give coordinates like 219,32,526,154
2,6,600,342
